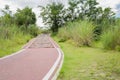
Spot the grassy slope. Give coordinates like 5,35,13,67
0,35,31,57
53,37,120,80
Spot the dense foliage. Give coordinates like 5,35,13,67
14,7,36,28
101,24,120,50
0,6,39,38
40,0,115,34
0,5,40,56
58,20,95,46
40,2,64,32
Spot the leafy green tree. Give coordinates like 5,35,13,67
96,8,115,34
0,5,13,25
66,0,99,21
68,0,115,35
40,0,115,35
1,5,12,15
40,2,64,32
14,7,36,29
77,0,99,21
66,0,79,21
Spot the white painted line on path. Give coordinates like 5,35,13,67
0,37,36,60
42,36,63,80
0,49,25,60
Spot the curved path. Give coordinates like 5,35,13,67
0,34,63,80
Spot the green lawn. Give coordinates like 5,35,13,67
53,37,120,80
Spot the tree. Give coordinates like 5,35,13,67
67,0,79,21
1,5,12,15
65,0,99,21
40,0,115,34
14,7,36,29
67,0,115,35
0,5,13,25
39,2,64,32
97,8,115,33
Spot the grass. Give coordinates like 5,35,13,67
0,25,33,57
0,34,31,57
0,24,41,58
58,20,95,46
53,37,120,80
101,26,120,50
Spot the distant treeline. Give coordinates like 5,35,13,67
0,5,40,56
40,0,115,34
0,5,40,40
40,0,120,50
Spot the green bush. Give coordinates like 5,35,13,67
19,24,41,37
27,25,40,37
58,20,95,46
58,27,70,42
101,26,120,50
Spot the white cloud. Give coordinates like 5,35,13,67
97,0,120,13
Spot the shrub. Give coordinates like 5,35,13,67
58,27,70,42
0,24,32,57
101,26,120,50
19,24,40,37
58,20,95,46
27,25,39,37
0,25,21,39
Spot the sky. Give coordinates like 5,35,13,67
0,0,120,27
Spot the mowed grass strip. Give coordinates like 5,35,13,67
53,37,120,80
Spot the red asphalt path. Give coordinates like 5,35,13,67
0,34,62,80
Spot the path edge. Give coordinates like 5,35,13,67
42,36,64,80
52,48,64,80
0,37,36,60
50,36,64,80
0,49,25,60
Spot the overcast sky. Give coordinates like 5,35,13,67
0,0,120,27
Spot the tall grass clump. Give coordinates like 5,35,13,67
57,22,73,41
0,24,32,57
58,20,95,46
0,25,19,39
19,25,41,37
101,26,120,50
27,24,40,37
